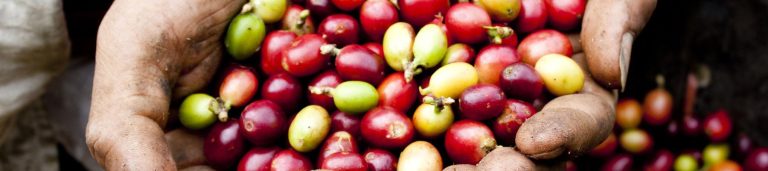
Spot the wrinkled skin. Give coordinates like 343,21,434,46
85,0,655,170
86,0,246,170
512,0,657,167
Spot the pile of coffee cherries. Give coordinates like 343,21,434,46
177,0,591,170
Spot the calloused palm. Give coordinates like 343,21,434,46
87,0,246,170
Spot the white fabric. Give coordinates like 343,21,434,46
0,0,70,142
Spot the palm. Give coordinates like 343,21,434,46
142,0,247,98
88,0,247,169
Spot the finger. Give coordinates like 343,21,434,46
443,164,477,171
172,0,246,99
572,53,615,103
165,129,207,168
87,64,177,169
581,0,656,90
88,0,248,170
88,0,179,168
567,34,581,54
86,114,176,170
180,165,216,171
515,54,616,159
88,2,178,169
173,54,221,99
475,147,536,171
515,94,614,159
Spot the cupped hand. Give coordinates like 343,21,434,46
500,0,657,169
86,0,246,170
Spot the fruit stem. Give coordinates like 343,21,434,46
308,86,335,97
336,133,353,151
422,96,435,104
386,122,406,139
320,44,340,56
389,0,399,9
210,98,231,122
240,3,254,14
418,86,431,96
403,62,422,82
656,74,665,88
490,36,502,44
695,64,711,88
217,110,228,122
296,10,310,28
422,96,454,111
484,26,514,44
481,138,497,155
433,13,445,23
400,59,410,71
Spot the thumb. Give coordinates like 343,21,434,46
170,0,248,99
581,0,656,90
515,54,616,159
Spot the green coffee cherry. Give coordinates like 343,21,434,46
333,81,379,114
406,23,448,81
179,93,228,130
288,105,331,152
225,12,266,60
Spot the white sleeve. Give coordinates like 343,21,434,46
0,0,71,117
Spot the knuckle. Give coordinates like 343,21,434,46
85,122,113,165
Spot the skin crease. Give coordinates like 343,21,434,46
512,55,622,159
87,0,246,170
512,0,657,165
86,0,654,170
497,52,616,166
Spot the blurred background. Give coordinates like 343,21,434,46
575,0,768,170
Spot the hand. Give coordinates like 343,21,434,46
506,0,657,168
86,0,245,170
581,0,657,90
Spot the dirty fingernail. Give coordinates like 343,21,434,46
619,33,634,91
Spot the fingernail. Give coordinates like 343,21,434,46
619,33,634,92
